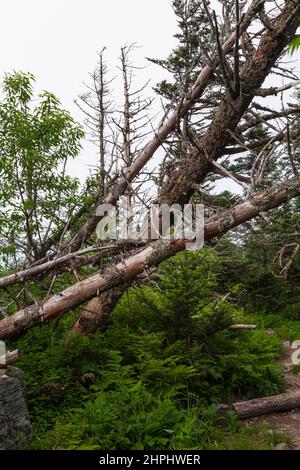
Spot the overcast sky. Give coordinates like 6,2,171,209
0,0,178,180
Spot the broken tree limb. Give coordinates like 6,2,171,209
0,242,145,289
281,244,300,280
1,176,300,340
0,350,21,368
230,391,300,419
0,245,119,289
255,79,300,97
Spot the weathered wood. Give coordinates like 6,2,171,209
0,350,21,368
0,245,130,289
231,391,300,419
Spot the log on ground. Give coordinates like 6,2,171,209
221,391,300,419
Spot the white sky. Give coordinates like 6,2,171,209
0,0,177,180
0,1,299,188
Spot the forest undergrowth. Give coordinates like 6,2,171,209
7,246,300,450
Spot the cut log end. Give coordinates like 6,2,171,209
0,349,21,368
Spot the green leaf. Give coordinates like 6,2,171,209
23,199,35,211
288,35,300,54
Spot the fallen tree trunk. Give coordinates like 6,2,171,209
0,176,300,340
0,242,144,289
0,245,118,289
72,0,300,334
229,391,300,419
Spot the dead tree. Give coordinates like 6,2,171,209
0,0,299,338
75,48,115,198
1,176,300,340
76,44,155,327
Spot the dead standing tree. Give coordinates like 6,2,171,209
74,44,155,330
0,0,300,339
75,48,116,199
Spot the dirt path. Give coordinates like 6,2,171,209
246,337,300,450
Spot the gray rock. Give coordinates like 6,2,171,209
0,366,32,449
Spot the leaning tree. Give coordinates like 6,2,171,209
0,0,300,339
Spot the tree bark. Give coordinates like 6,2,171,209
0,246,118,289
0,242,144,289
71,286,131,335
158,0,300,206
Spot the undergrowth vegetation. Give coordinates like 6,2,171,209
10,248,294,450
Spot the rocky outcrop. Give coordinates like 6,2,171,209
0,367,32,449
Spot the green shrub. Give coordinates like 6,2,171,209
281,301,300,321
